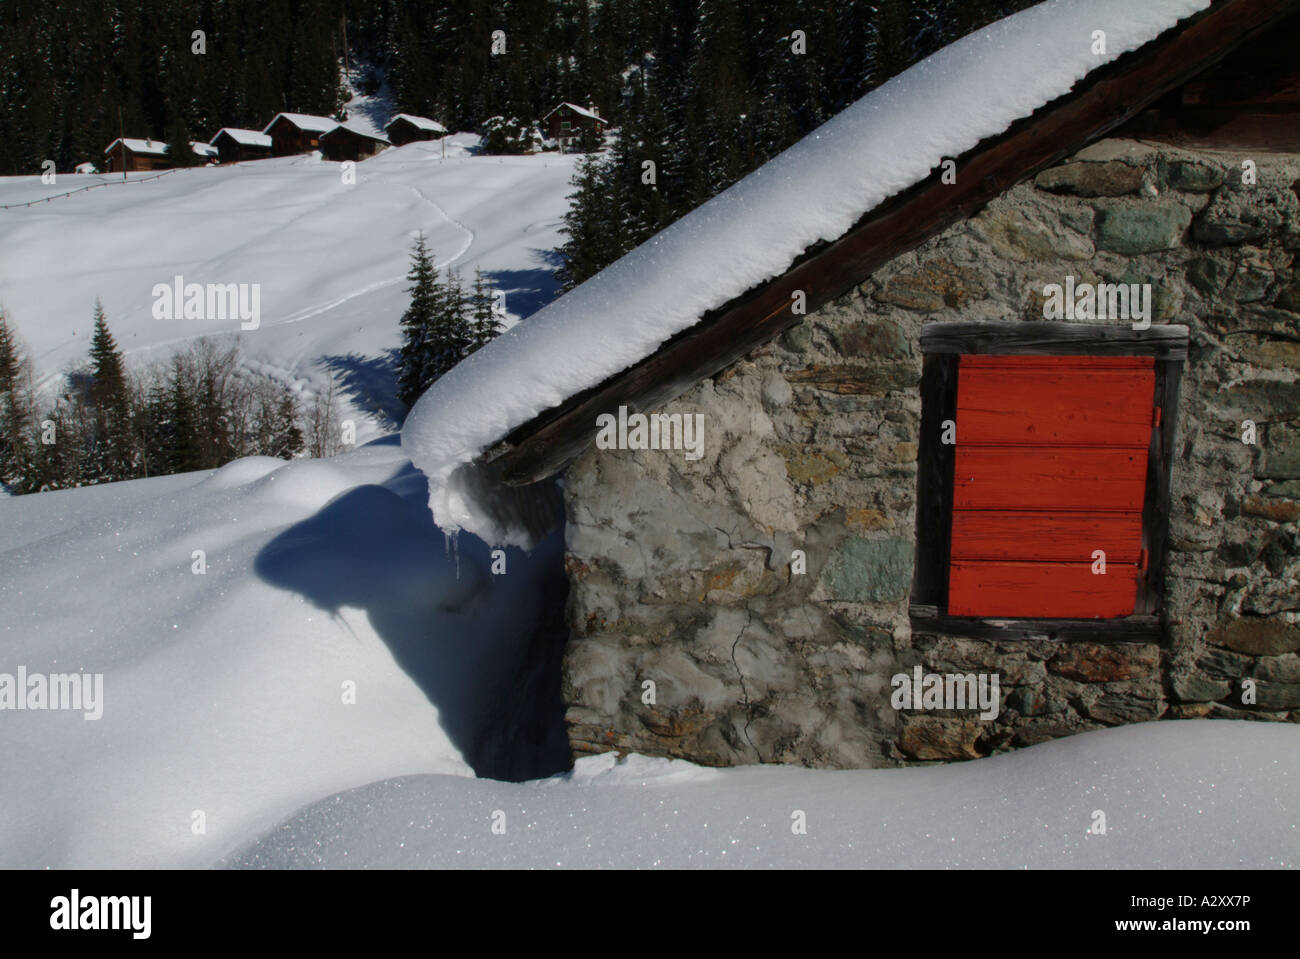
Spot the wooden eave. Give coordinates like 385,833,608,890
483,0,1299,487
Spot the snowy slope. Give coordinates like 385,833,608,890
402,0,1209,542
0,443,567,868
0,137,578,444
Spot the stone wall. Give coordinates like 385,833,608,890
560,138,1300,768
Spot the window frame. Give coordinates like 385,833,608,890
909,321,1187,642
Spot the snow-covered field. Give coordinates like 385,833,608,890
0,441,568,868
0,135,577,444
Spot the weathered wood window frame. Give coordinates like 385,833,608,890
910,322,1187,642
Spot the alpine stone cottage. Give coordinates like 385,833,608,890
403,0,1300,769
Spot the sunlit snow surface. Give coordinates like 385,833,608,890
228,721,1297,869
0,135,577,449
402,0,1209,543
0,442,563,868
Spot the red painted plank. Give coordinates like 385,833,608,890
960,356,1155,370
950,510,1143,562
948,561,1138,617
957,362,1155,447
953,446,1149,511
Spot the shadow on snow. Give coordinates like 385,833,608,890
252,452,570,782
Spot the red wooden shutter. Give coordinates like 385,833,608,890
947,355,1155,618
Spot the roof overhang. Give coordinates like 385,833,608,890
482,0,1299,487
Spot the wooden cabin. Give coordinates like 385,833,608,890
318,125,390,163
262,113,338,157
209,128,273,164
103,138,169,173
541,103,607,151
452,0,1300,769
188,141,219,164
384,114,447,146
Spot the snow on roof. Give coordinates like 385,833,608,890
211,127,273,148
402,0,1209,545
103,138,168,156
322,123,390,143
262,112,339,135
543,102,605,123
387,113,447,133
190,141,219,158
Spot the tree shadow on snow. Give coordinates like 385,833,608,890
488,249,565,320
253,457,571,781
319,350,407,430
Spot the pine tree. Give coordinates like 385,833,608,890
397,232,442,408
165,117,198,168
555,152,616,292
268,390,304,459
428,265,472,379
467,268,503,353
166,356,202,473
87,300,134,481
0,308,35,490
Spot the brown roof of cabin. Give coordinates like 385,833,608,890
484,0,1299,487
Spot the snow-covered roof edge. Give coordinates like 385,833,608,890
387,113,447,133
103,138,168,156
261,113,340,135
322,124,391,144
211,128,274,147
542,102,606,123
402,0,1210,546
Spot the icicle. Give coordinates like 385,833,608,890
442,529,461,580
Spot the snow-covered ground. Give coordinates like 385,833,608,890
0,442,568,869
0,136,577,444
227,721,1298,869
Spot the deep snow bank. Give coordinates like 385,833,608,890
0,440,568,869
227,720,1298,869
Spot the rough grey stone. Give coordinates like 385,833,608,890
1095,203,1192,254
1261,423,1300,479
1035,161,1144,197
819,536,913,603
1166,160,1223,193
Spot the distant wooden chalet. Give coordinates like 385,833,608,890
384,114,447,146
189,141,219,164
318,125,390,162
104,138,169,173
262,113,339,157
209,128,274,164
542,102,607,151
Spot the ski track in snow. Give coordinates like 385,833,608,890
2,138,577,439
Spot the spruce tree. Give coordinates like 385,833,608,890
87,300,134,481
0,309,35,490
166,356,201,473
467,268,503,354
397,232,441,408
